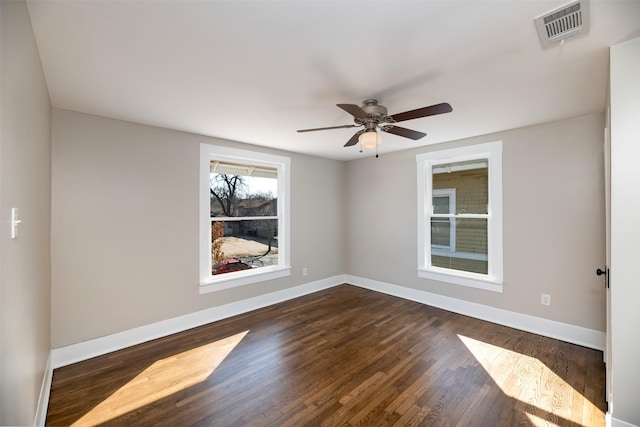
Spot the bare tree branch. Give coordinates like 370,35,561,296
210,174,245,216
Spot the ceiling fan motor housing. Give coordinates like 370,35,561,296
356,99,388,125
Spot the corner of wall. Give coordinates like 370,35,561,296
34,353,53,426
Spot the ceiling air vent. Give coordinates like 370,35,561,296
534,0,590,49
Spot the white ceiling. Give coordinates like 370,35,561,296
26,0,640,161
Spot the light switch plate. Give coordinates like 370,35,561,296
11,208,22,239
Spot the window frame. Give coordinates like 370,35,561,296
199,144,291,294
416,141,503,293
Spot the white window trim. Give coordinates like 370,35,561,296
199,144,291,294
431,188,456,251
431,249,488,261
416,141,503,293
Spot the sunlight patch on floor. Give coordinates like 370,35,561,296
72,330,249,427
458,334,602,426
526,411,555,426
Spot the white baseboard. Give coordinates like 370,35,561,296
34,352,52,426
346,275,605,351
607,413,640,427
51,275,345,369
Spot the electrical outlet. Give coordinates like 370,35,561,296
302,268,308,276
541,293,551,306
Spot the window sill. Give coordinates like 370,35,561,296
200,266,291,294
418,268,503,293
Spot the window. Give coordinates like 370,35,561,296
200,144,291,293
431,189,456,251
416,141,503,292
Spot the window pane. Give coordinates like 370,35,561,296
210,161,278,217
211,219,279,275
431,218,451,247
433,196,450,214
433,160,488,215
431,218,487,274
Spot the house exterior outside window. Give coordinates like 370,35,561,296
200,144,291,293
416,141,503,292
431,188,456,252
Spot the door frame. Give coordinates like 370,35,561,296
604,106,612,405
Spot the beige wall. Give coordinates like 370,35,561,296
54,111,608,347
0,0,52,424
347,114,606,331
51,109,347,348
609,37,640,427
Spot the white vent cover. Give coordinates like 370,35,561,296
534,0,590,49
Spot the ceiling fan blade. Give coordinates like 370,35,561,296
337,104,369,120
388,102,453,123
344,130,365,147
381,125,427,140
297,124,358,133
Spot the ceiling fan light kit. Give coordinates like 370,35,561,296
297,99,452,156
360,130,381,149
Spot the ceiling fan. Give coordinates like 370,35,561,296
297,99,453,148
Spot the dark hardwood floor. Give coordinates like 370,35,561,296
46,285,606,426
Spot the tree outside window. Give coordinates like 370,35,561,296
209,163,279,275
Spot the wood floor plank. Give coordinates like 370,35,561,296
46,285,607,426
